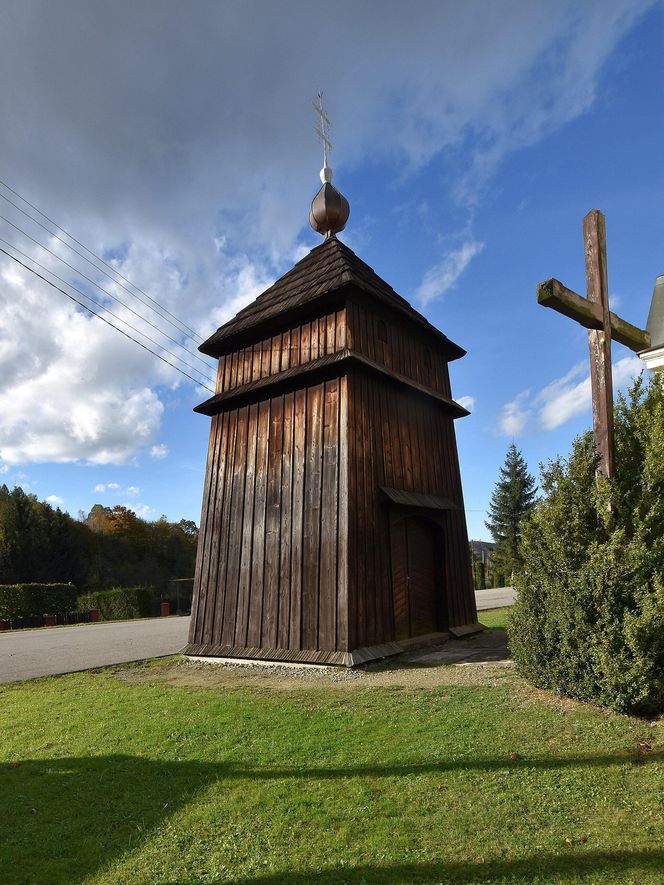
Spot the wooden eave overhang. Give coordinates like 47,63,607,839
379,487,458,511
194,347,470,419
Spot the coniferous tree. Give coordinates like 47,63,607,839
485,443,537,580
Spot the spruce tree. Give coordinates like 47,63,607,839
485,443,537,580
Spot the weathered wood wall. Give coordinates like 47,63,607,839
346,298,452,397
215,308,347,393
189,284,476,663
188,376,349,656
346,369,476,651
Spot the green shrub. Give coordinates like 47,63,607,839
509,375,664,715
0,583,78,618
77,586,157,621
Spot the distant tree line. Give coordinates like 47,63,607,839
469,546,506,591
0,485,198,595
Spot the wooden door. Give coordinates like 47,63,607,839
392,516,441,639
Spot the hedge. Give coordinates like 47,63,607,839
0,583,78,619
77,586,157,621
508,376,664,715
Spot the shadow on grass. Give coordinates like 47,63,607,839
2,751,661,883
0,755,229,884
391,628,511,667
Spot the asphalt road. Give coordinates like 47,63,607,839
474,586,516,610
0,616,190,684
0,588,516,684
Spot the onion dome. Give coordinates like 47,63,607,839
309,166,350,238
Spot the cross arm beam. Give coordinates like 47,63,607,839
537,278,651,353
609,312,651,353
537,278,603,328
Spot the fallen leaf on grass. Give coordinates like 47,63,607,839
564,835,588,846
8,762,21,769
509,752,520,761
30,808,38,815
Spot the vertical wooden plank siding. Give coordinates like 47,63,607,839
189,411,219,643
234,402,258,645
302,383,324,649
201,412,230,645
345,369,358,651
189,297,475,661
289,388,306,649
318,378,339,650
220,405,248,646
246,400,270,646
345,300,453,398
300,322,311,364
336,375,349,651
210,408,238,646
262,395,284,647
277,392,294,647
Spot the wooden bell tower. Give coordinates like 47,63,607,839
185,111,479,666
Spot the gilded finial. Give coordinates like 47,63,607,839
309,91,349,238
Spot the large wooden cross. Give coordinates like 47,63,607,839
537,210,650,479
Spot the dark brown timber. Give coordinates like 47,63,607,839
537,210,651,479
187,236,479,665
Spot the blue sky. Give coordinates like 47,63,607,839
0,1,662,540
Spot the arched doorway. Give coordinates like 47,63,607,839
391,515,444,639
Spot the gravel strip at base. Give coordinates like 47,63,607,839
114,630,513,691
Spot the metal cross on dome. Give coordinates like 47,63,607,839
313,90,332,169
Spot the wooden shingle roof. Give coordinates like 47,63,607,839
200,236,465,359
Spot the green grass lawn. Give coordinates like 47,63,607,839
1,654,662,885
477,607,510,629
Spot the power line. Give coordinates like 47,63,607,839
0,244,216,393
0,213,213,372
0,176,199,339
0,236,215,384
0,188,198,343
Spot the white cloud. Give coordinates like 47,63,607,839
130,503,155,519
457,395,476,412
498,391,532,437
613,356,643,388
497,356,643,436
94,481,142,499
535,362,589,430
0,463,8,475
415,240,484,305
149,443,169,459
0,260,166,465
536,356,641,430
46,494,63,506
0,0,652,464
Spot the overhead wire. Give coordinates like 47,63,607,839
0,242,216,392
0,189,198,343
0,213,214,373
0,176,199,339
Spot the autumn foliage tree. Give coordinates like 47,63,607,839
0,488,197,595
